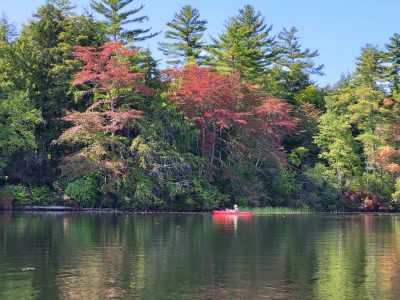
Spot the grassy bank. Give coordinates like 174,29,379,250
244,206,315,215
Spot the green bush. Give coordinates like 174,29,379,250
268,169,301,206
65,174,100,207
299,164,345,211
31,186,56,205
0,184,31,206
133,178,154,208
391,177,400,203
191,179,229,210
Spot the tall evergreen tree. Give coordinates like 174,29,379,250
271,27,323,97
208,5,275,80
158,5,207,66
275,27,323,75
384,33,400,96
90,0,159,42
354,44,385,88
0,14,17,43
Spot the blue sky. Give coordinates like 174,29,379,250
2,0,400,86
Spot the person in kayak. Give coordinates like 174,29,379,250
225,204,239,212
226,204,239,212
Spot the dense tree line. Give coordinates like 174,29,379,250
1,0,400,211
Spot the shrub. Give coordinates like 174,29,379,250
191,179,229,210
0,184,31,206
65,174,100,207
299,164,346,211
343,190,381,211
31,186,56,205
133,178,154,208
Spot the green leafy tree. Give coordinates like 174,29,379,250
90,0,159,42
316,46,390,194
158,5,207,65
0,90,41,170
314,111,362,187
208,5,275,80
4,1,106,185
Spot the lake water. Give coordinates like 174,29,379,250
0,212,399,299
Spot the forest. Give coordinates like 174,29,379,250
1,0,400,211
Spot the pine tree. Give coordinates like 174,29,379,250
158,5,207,66
275,27,323,75
90,0,159,42
47,0,76,14
354,44,385,88
207,5,275,80
272,27,323,96
0,14,17,43
385,33,400,96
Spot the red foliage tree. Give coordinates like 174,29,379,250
57,42,152,179
166,64,298,166
343,190,381,211
374,146,400,173
73,42,153,95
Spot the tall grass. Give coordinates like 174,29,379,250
243,206,315,215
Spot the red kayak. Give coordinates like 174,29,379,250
212,210,253,216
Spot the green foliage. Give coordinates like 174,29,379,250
65,174,100,207
268,169,301,206
315,111,362,186
3,4,400,212
190,178,229,210
262,27,323,103
31,186,56,205
274,27,324,76
207,5,275,80
391,177,400,203
90,0,159,42
299,164,346,211
289,147,309,167
133,178,154,208
385,33,400,95
294,85,325,108
354,44,385,88
0,90,41,170
245,206,314,215
0,184,30,206
159,5,207,65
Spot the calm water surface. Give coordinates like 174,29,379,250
0,212,400,299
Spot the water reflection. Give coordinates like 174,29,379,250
0,213,400,299
212,214,252,234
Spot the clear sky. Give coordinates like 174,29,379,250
2,0,400,86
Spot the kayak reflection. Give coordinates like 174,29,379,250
212,214,252,234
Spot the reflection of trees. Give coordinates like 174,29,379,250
0,213,400,298
313,215,400,299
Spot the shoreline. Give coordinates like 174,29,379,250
1,206,400,214
2,206,209,214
